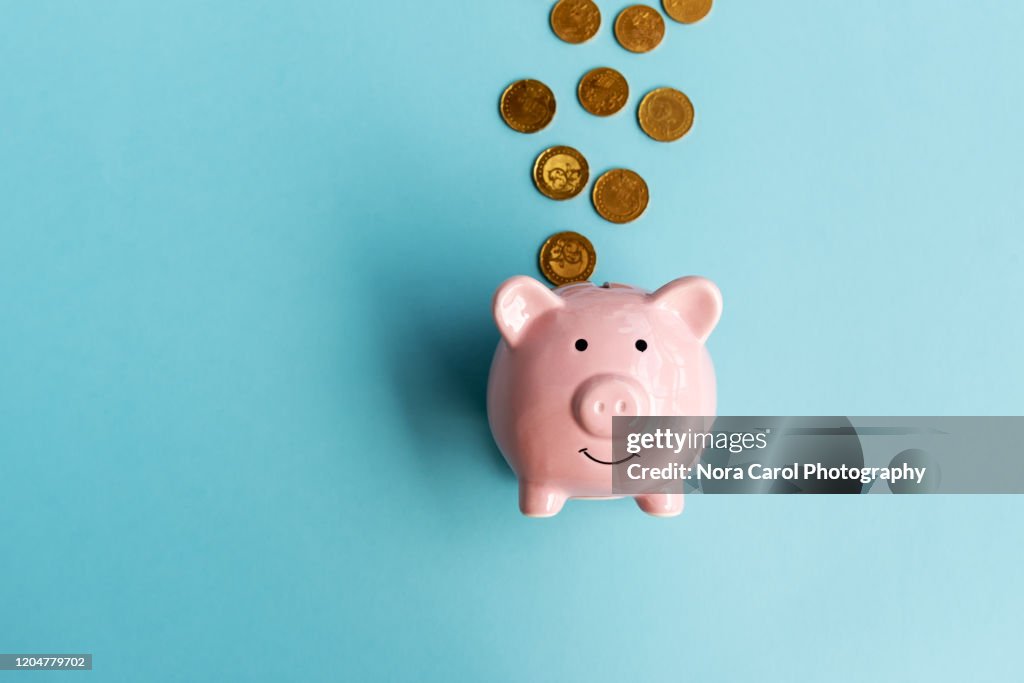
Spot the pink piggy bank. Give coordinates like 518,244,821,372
487,276,722,517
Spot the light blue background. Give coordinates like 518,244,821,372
2,1,1022,680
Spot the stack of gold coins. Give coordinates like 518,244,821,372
499,0,713,286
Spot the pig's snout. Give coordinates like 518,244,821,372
572,375,649,438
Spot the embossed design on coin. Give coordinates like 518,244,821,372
539,231,596,285
533,146,590,201
500,79,556,134
550,0,601,44
662,0,713,24
614,5,665,53
592,169,649,223
638,87,694,142
577,67,629,117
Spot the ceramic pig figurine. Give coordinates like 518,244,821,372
487,276,722,517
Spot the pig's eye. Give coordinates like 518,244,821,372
575,339,589,351
635,339,648,352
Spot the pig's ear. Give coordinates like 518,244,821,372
493,276,564,348
651,276,722,343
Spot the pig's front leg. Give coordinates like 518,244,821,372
519,483,568,518
635,493,684,517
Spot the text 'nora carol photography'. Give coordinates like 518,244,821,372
623,461,927,485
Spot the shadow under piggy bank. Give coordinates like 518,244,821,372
384,293,514,483
696,416,865,494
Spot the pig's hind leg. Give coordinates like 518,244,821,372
635,493,684,517
519,483,568,518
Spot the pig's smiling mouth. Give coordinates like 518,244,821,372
578,448,638,466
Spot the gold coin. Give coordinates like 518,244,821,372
533,146,590,201
539,231,596,286
614,5,665,53
577,67,629,117
638,87,694,142
662,0,713,24
592,169,649,223
500,79,556,134
550,0,601,44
